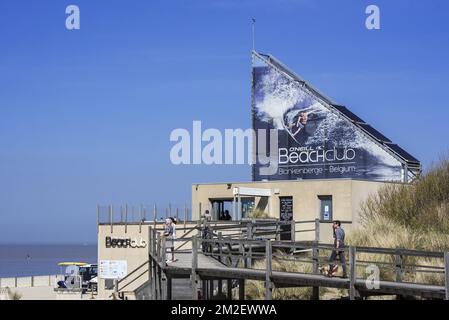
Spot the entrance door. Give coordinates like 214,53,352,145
210,199,234,221
279,197,293,240
211,200,224,221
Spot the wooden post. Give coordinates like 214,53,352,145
227,279,232,300
191,236,199,300
114,279,119,299
96,204,100,234
246,222,253,268
395,251,403,282
148,226,153,299
197,220,202,237
290,220,296,242
132,206,135,223
394,250,404,300
139,205,142,233
158,266,162,300
161,236,167,268
156,233,162,264
276,221,282,241
238,279,245,300
312,241,319,300
445,252,449,301
167,277,172,300
152,228,158,299
265,240,273,300
232,196,236,221
314,218,320,243
209,280,214,299
125,204,128,233
218,279,223,297
153,204,157,227
109,205,113,234
184,204,187,229
218,232,223,263
155,232,161,300
202,280,207,300
237,195,241,221
349,246,357,300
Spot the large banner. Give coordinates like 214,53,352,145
252,62,403,182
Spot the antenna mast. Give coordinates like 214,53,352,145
251,18,256,52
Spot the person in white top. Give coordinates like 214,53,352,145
166,217,178,263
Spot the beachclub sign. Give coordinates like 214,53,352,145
105,236,147,249
252,55,403,182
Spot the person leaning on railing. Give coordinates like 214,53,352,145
201,210,212,253
163,218,178,263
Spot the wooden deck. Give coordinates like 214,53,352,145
161,252,446,300
111,221,449,300
164,252,227,277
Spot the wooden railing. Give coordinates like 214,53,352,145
146,220,449,301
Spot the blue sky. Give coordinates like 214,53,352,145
0,0,448,243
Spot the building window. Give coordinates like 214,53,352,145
105,279,114,290
319,196,333,221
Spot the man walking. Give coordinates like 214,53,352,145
328,220,347,278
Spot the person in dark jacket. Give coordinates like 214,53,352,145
328,220,347,278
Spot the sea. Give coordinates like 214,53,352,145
0,244,97,278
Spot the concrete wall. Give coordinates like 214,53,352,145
350,180,396,228
97,224,150,299
97,222,201,299
0,275,63,288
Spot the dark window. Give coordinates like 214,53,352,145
279,197,293,241
104,279,114,290
319,196,332,221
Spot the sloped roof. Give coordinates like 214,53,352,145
253,51,421,175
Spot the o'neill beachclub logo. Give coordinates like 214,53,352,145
105,236,147,249
279,147,356,164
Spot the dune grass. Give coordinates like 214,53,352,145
359,158,449,235
248,209,270,219
348,158,449,287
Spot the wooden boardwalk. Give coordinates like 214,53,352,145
112,220,449,300
161,252,446,300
